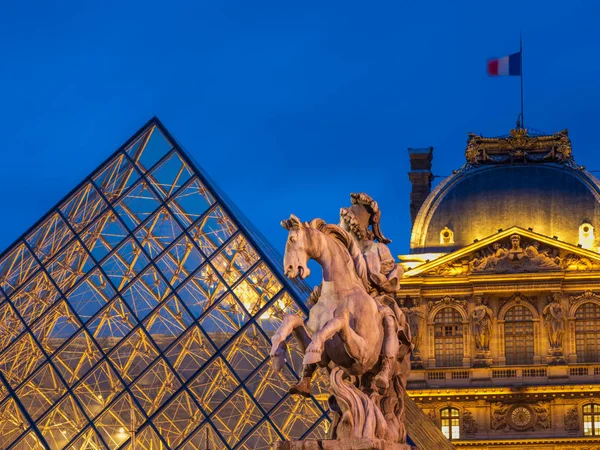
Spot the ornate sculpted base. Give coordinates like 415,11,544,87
473,351,492,368
272,439,415,450
547,348,566,365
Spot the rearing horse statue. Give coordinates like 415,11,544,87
271,215,385,382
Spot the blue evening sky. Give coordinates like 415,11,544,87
1,1,600,262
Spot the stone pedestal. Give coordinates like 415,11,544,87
546,348,566,365
272,439,415,450
472,351,492,368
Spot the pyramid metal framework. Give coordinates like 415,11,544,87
0,118,331,450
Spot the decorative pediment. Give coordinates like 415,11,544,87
403,226,600,278
427,295,467,312
498,292,538,312
465,127,575,167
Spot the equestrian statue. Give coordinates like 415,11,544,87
270,193,413,448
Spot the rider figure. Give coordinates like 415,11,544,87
289,193,410,397
339,193,410,391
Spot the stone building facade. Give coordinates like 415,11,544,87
401,127,600,449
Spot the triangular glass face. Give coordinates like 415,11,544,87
0,119,330,449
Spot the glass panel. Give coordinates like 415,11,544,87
46,240,94,294
0,243,39,296
87,298,137,352
199,293,249,348
212,389,263,447
26,212,74,263
188,357,238,413
121,266,170,321
60,182,107,232
94,153,140,202
134,207,183,259
271,394,323,440
239,421,280,450
0,398,29,449
212,234,259,286
52,331,102,386
10,271,61,327
130,358,181,416
223,324,269,381
155,234,204,288
143,296,193,351
95,393,144,450
66,269,115,323
74,360,122,419
37,394,87,449
147,151,194,199
109,328,159,383
16,363,67,421
234,262,282,317
114,181,161,231
130,125,173,171
164,325,214,381
29,299,81,355
100,238,149,291
81,210,129,262
504,305,534,365
175,263,227,319
150,390,200,447
247,362,298,414
182,423,226,450
168,178,215,228
0,332,47,388
0,301,25,353
190,206,236,256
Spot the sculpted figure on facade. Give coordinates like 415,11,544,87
270,193,413,446
470,296,494,352
525,241,560,269
543,293,566,349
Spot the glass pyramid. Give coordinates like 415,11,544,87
0,118,331,450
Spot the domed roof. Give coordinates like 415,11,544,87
410,128,600,253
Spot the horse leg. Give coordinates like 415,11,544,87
304,309,369,367
289,325,331,397
373,313,399,393
270,314,306,371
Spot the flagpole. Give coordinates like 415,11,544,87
520,32,524,128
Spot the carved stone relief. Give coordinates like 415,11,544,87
427,296,467,314
564,407,580,432
426,234,599,277
490,401,550,432
462,410,478,435
498,292,538,313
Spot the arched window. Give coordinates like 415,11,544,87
434,308,463,367
583,404,600,436
575,302,600,363
504,305,534,365
441,407,460,440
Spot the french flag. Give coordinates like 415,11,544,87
487,52,522,76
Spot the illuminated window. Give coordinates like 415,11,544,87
579,223,595,250
576,302,600,363
434,308,463,367
441,407,460,440
504,305,534,365
584,404,600,436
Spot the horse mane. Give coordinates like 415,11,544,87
307,219,370,291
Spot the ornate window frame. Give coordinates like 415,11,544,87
568,292,600,362
497,293,540,365
427,297,470,367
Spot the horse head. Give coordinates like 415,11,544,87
281,214,312,280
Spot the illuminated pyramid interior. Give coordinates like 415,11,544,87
0,118,330,449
